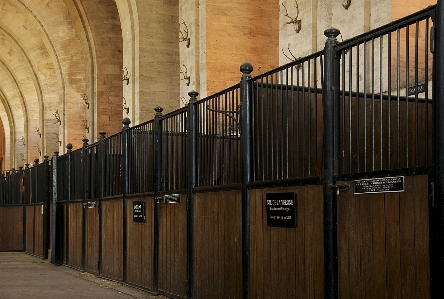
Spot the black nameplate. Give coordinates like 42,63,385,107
133,201,145,222
266,192,297,228
354,176,404,194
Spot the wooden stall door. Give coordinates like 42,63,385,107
158,195,187,299
85,202,99,274
338,175,430,299
250,186,324,299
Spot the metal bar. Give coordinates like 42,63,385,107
432,1,444,296
187,91,198,299
406,25,410,168
388,32,392,169
380,35,384,170
98,132,106,275
122,118,131,282
322,28,340,299
153,107,163,292
81,139,88,270
397,28,401,168
240,62,253,299
51,152,58,264
415,21,419,167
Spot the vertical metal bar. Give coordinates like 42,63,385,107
240,62,253,299
349,47,353,173
380,35,384,170
397,28,401,168
432,1,444,296
51,152,59,264
66,144,72,265
388,32,392,169
81,139,88,270
371,38,375,171
43,156,50,259
98,132,106,275
425,17,430,164
356,45,361,173
308,61,312,176
406,25,410,168
322,28,340,299
364,41,368,172
415,21,420,167
153,107,163,292
187,91,198,299
122,118,131,282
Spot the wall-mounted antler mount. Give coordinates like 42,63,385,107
343,0,351,10
53,110,61,125
122,66,130,85
123,97,129,115
179,19,190,48
83,93,89,109
282,1,301,33
180,64,191,86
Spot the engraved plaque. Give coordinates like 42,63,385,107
354,176,404,194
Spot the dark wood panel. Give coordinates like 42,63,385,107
193,190,242,299
0,206,24,251
158,195,187,298
34,204,45,257
85,203,99,274
55,203,66,264
338,175,430,298
250,185,324,299
68,203,83,269
25,205,34,254
101,199,123,281
126,197,154,290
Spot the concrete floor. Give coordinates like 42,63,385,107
0,252,169,299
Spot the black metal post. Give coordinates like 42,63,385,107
153,107,163,293
98,132,106,275
81,138,88,270
22,165,28,251
322,28,341,299
51,152,59,263
66,144,72,265
187,91,199,298
43,155,50,259
432,0,444,296
33,158,39,254
122,118,131,282
240,62,253,299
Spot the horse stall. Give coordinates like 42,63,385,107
2,4,444,298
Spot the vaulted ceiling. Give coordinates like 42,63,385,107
0,0,123,169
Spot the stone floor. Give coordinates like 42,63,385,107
0,252,169,299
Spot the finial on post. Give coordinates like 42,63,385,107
66,143,73,152
188,91,199,104
154,107,164,117
122,117,131,128
324,28,340,40
99,131,106,140
240,62,253,75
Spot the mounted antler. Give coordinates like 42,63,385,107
122,66,130,85
54,133,61,146
282,1,301,33
53,110,61,125
179,19,190,47
282,45,299,62
180,64,191,86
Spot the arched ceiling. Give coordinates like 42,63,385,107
0,0,123,169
